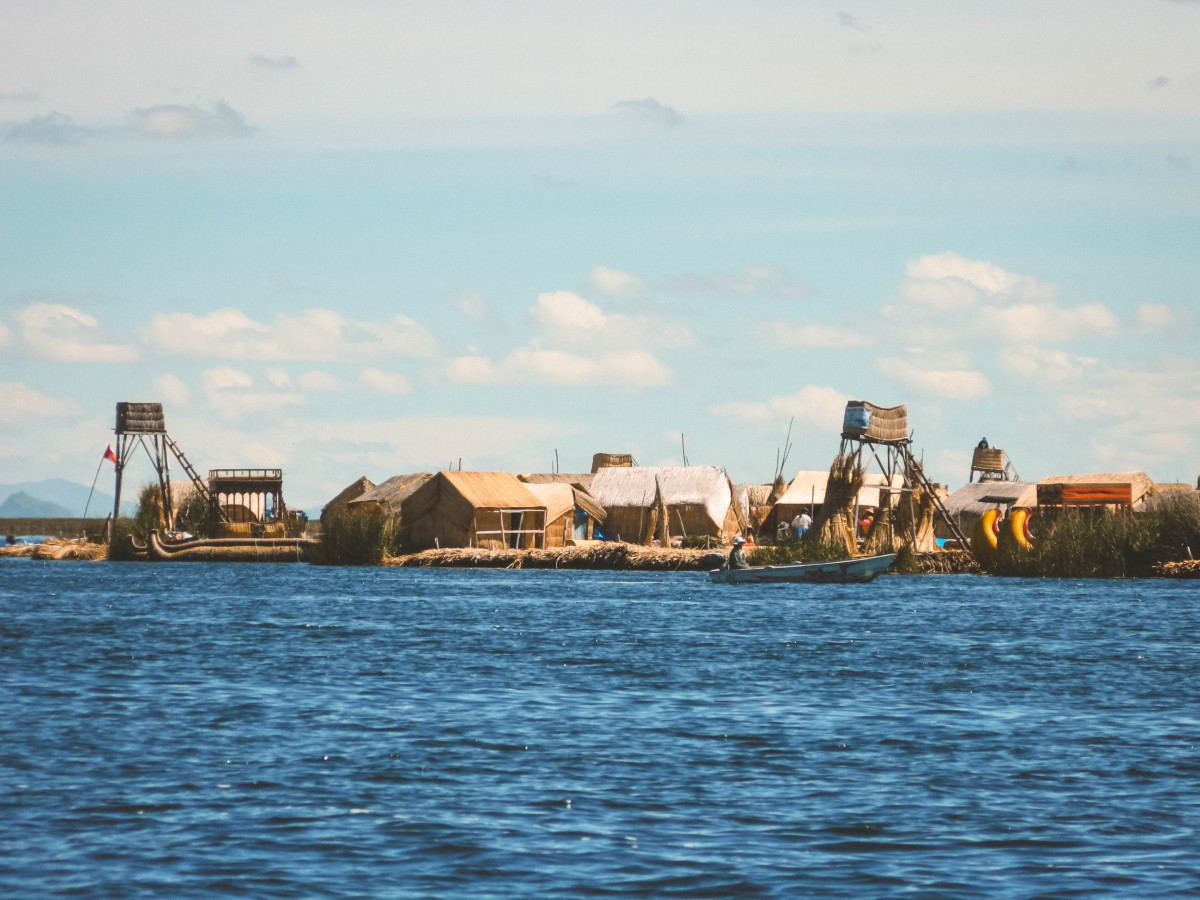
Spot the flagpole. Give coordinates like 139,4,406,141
81,456,106,535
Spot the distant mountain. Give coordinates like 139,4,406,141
0,491,74,518
0,478,137,518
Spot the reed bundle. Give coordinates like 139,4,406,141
811,454,864,556
31,539,108,561
388,542,712,571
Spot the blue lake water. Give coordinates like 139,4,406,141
1,560,1198,897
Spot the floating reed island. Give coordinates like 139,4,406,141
8,399,1196,578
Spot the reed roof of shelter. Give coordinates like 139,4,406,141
940,481,1038,516
438,471,544,509
322,476,375,516
1038,471,1155,503
588,465,733,508
350,473,433,513
522,482,576,522
518,472,596,491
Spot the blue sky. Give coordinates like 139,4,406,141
2,0,1198,509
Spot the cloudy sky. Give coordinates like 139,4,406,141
2,0,1198,509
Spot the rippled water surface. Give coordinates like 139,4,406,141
2,560,1198,897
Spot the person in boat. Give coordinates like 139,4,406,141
729,536,750,570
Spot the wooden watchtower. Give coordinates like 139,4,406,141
837,401,968,549
969,443,1020,483
112,401,219,533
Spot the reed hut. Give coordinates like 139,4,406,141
521,483,572,548
321,476,375,525
588,466,744,546
1036,472,1155,510
938,481,1037,540
398,471,547,551
518,473,607,543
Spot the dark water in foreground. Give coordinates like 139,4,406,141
1,561,1198,898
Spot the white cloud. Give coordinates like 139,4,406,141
1136,301,1193,333
999,345,1098,382
297,370,345,392
529,290,693,351
886,252,1121,349
201,366,305,416
612,97,683,127
359,367,412,394
446,347,674,388
711,385,850,426
142,307,438,362
0,322,10,346
978,302,1118,343
154,373,191,406
898,252,1058,315
875,356,991,399
0,382,80,424
203,367,254,392
3,111,93,145
17,302,137,362
129,100,254,139
456,291,496,322
265,368,292,388
585,265,645,296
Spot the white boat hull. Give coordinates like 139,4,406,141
708,553,896,585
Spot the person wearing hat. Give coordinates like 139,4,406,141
729,535,750,570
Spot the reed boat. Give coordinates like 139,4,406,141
147,530,316,562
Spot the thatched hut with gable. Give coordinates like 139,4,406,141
938,480,1038,540
321,476,376,526
588,465,744,546
519,474,607,544
1036,472,1156,510
395,471,547,551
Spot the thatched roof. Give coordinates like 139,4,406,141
774,470,904,509
572,488,606,523
350,473,433,515
589,466,734,525
519,472,596,491
321,475,375,522
841,401,908,443
1038,472,1155,505
523,482,576,522
941,481,1038,519
439,471,544,510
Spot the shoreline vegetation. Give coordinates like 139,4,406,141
4,538,1197,578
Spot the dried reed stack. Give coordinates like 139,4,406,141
32,539,108,561
811,454,865,556
895,485,938,553
864,503,897,555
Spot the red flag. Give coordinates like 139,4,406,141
103,445,117,464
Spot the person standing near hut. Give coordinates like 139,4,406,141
729,536,750,569
791,511,812,540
